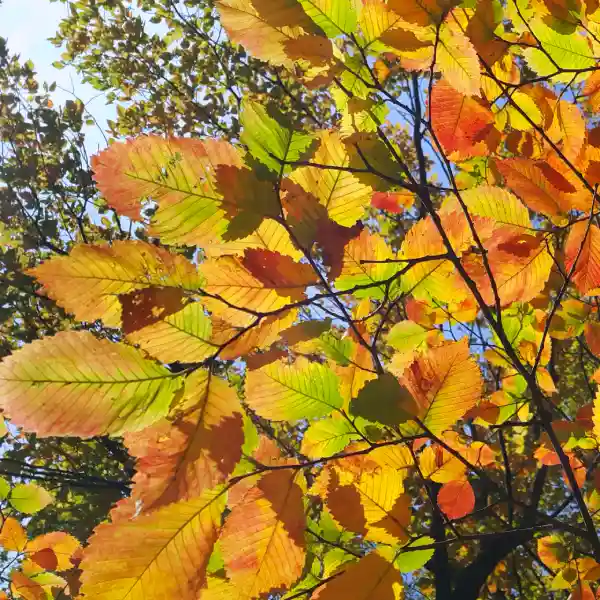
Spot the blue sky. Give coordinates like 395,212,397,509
1,0,114,152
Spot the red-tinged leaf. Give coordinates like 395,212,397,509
316,219,363,281
80,487,225,600
27,533,81,571
585,322,600,356
312,552,403,600
241,249,319,292
119,287,186,335
283,35,334,66
495,158,590,217
402,339,483,435
122,370,243,515
569,583,594,600
219,471,306,598
214,165,280,239
565,222,600,295
371,191,415,213
27,241,204,328
30,549,58,572
464,226,553,306
535,162,577,193
437,480,475,519
431,79,495,158
92,136,243,245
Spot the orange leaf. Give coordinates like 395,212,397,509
122,370,243,515
565,222,600,295
371,191,415,213
585,322,600,356
219,471,306,598
495,158,589,217
402,339,483,435
241,249,319,292
0,517,27,552
10,572,45,600
431,80,494,158
30,549,58,572
312,552,403,600
437,480,476,519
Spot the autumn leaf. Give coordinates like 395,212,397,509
92,137,244,245
80,487,225,600
28,241,203,328
402,339,483,435
290,130,373,226
565,221,600,295
312,551,403,599
240,100,314,172
245,358,343,421
431,80,494,158
122,370,244,514
219,471,306,598
437,479,476,519
0,332,182,437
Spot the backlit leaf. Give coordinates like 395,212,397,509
0,332,183,437
216,0,305,67
80,487,225,600
312,552,403,599
123,370,243,513
402,339,482,435
431,80,494,158
565,221,600,295
301,415,359,458
245,358,343,421
92,137,243,246
219,471,306,598
28,241,203,328
290,130,373,226
437,23,481,96
240,100,314,172
351,373,419,427
9,484,53,515
299,0,360,37
437,479,476,519
126,302,215,364
0,518,27,552
395,536,435,573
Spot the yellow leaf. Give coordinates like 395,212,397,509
126,303,216,364
219,471,306,598
28,241,203,328
290,130,373,227
217,0,305,67
312,552,403,599
403,339,483,435
92,137,243,245
0,517,27,552
80,487,225,600
437,22,481,96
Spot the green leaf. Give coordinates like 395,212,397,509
395,536,435,572
299,0,360,37
319,332,354,365
301,416,359,458
0,478,10,501
240,100,314,172
387,321,429,353
350,373,418,426
9,483,54,514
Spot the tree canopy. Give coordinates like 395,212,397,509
5,0,600,599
